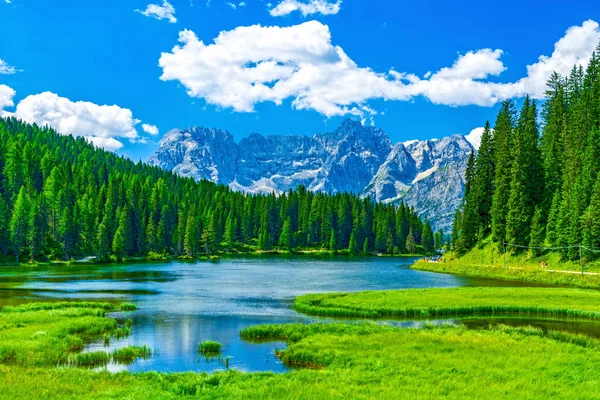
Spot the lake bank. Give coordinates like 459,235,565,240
412,259,600,289
292,287,600,319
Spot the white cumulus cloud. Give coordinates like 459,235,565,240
0,84,16,117
1,87,157,151
142,123,159,135
0,59,19,75
158,20,600,118
465,127,484,150
269,0,341,17
499,19,600,99
12,91,144,151
135,1,177,23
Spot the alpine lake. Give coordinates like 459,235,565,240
1,256,599,373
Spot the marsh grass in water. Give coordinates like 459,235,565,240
197,340,222,355
0,302,136,368
68,345,151,367
293,287,600,319
7,301,600,398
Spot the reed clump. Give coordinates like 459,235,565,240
197,340,222,355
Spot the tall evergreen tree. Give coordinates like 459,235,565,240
506,97,543,247
491,100,516,247
9,186,30,263
472,121,495,237
278,217,294,252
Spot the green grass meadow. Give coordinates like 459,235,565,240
4,289,600,398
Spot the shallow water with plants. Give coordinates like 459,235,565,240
0,256,462,373
3,256,600,375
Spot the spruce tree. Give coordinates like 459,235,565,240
406,229,416,254
491,100,516,248
329,229,337,252
184,211,199,257
9,186,30,263
278,217,294,252
456,151,477,255
529,206,545,257
348,230,358,254
28,195,44,262
224,212,237,249
505,97,543,247
582,175,600,258
0,195,9,256
421,219,434,254
472,121,495,236
96,222,110,262
112,228,125,262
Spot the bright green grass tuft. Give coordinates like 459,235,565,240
197,340,222,354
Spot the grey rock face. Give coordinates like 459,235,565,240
361,143,417,203
148,119,474,232
233,133,326,193
310,119,392,194
398,135,473,232
148,127,238,185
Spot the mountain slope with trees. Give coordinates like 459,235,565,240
0,118,436,263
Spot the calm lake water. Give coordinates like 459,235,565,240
0,256,596,373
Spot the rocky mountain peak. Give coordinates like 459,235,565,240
149,120,474,232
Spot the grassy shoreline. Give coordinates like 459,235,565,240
293,287,600,319
413,259,600,289
0,251,422,268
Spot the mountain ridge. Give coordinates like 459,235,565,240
148,119,475,232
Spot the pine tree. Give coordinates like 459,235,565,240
258,224,271,251
406,229,416,254
529,206,545,257
96,222,110,262
506,97,543,247
224,212,237,249
582,176,600,260
491,100,516,248
184,210,199,256
362,238,370,254
348,230,358,254
9,186,30,263
541,72,566,213
278,217,294,252
3,141,25,201
59,206,76,260
0,196,9,256
112,228,125,262
472,121,495,236
329,228,337,252
118,206,133,256
28,195,44,262
421,219,434,254
456,151,477,255
451,209,462,249
434,229,444,250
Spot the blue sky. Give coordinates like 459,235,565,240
0,0,599,160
